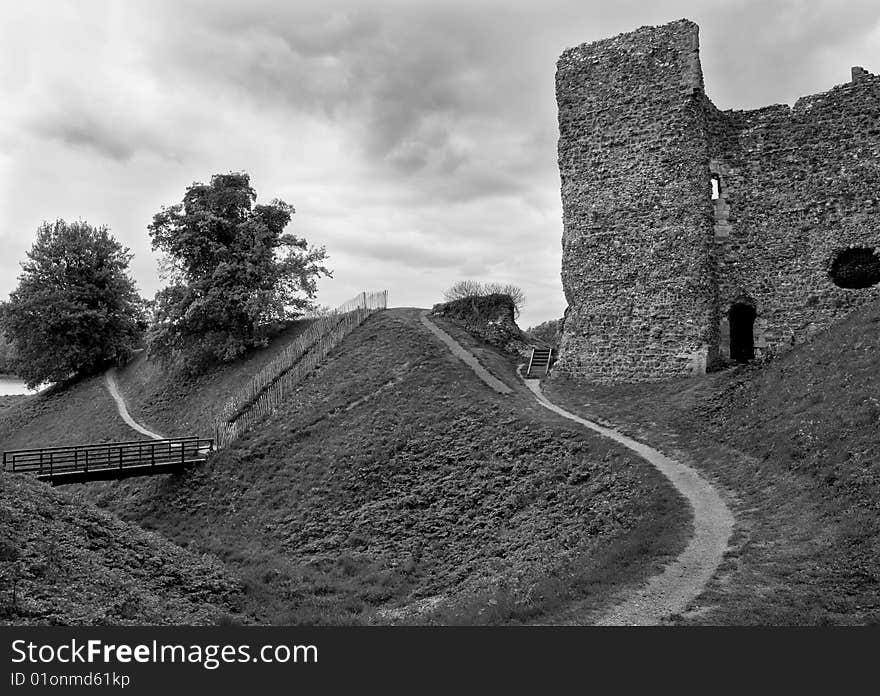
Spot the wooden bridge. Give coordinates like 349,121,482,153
2,437,213,486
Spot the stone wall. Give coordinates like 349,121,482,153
431,294,532,356
555,18,880,382
706,71,880,361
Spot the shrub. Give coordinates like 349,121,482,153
526,319,562,348
442,280,526,316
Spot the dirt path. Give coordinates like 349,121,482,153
99,306,729,623
417,311,733,624
104,367,164,440
522,376,734,625
419,311,513,394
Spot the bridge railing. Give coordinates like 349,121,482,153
2,437,214,478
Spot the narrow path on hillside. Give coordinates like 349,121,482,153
419,311,513,394
522,376,734,625
104,367,164,440
418,310,734,623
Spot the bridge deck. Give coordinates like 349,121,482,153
3,437,213,486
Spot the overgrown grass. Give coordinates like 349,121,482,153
426,487,689,625
0,472,245,626
66,308,688,625
543,299,880,625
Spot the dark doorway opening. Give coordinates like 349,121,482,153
729,303,755,363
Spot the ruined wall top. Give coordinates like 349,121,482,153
558,18,704,96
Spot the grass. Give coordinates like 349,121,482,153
56,308,688,625
0,395,27,416
0,472,245,626
112,319,316,439
0,322,317,450
543,299,880,625
0,375,136,450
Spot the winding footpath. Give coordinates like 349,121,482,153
104,367,165,440
420,311,734,625
419,311,513,394
522,377,734,625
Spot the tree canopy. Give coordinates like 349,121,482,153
0,331,16,375
1,220,146,388
147,172,330,369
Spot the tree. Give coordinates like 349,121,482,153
443,280,526,316
0,329,16,375
147,172,330,370
1,220,146,388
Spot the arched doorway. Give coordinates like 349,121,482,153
729,303,756,363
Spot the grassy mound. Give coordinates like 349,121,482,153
72,309,686,624
0,321,316,449
0,473,244,625
0,375,135,451
545,299,880,624
112,320,316,439
713,302,880,508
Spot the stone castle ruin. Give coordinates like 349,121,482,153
554,19,880,382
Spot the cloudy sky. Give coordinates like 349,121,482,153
1,0,877,328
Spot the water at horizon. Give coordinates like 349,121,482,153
0,376,41,396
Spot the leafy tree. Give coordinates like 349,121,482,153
0,329,16,375
147,172,330,370
1,220,146,388
443,280,526,316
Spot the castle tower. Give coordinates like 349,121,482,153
554,19,719,381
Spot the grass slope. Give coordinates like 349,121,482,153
0,375,136,451
0,322,316,453
0,473,245,625
74,309,687,625
111,320,315,439
545,299,880,624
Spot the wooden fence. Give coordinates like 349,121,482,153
213,290,387,448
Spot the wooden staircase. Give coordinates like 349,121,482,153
526,347,554,377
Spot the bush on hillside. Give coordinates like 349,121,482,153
1,220,147,388
147,172,331,372
432,294,531,356
526,319,562,349
442,280,526,317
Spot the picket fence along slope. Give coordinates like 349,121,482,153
213,290,387,448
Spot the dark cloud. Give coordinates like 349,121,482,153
1,0,878,329
135,0,560,202
30,110,144,163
